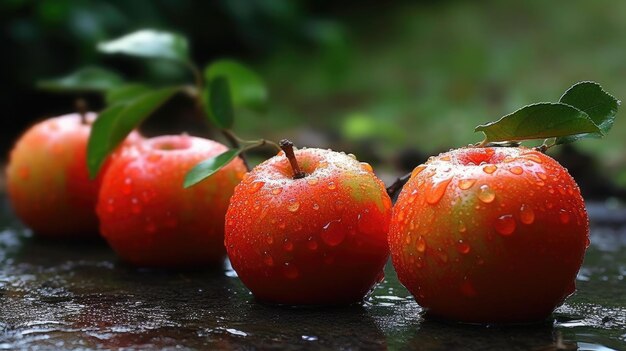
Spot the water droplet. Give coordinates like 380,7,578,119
396,209,405,222
18,166,29,180
477,184,495,203
348,153,357,160
519,204,535,224
458,220,467,233
265,235,274,245
416,256,425,268
283,238,294,251
537,172,547,180
307,237,318,250
548,188,555,195
457,240,470,254
272,188,282,195
327,182,336,190
287,201,300,213
361,162,373,172
263,252,274,266
536,180,545,187
523,154,543,163
509,166,523,175
460,279,477,297
458,178,476,190
321,220,345,246
405,235,411,244
440,155,451,161
123,178,133,195
494,214,516,236
131,197,141,214
248,181,265,193
416,236,426,252
426,178,452,205
483,165,497,174
411,166,426,179
312,203,320,210
559,209,570,224
307,178,318,186
282,263,299,279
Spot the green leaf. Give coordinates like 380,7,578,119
105,84,150,105
37,66,123,92
87,87,179,178
184,149,241,188
204,60,268,109
556,81,620,144
203,76,234,129
475,103,602,143
97,29,189,63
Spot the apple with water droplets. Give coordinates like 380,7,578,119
96,134,246,267
388,146,589,323
225,140,392,305
6,113,141,238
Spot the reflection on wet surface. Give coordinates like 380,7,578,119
0,200,625,350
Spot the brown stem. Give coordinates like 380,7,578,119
279,139,305,179
386,172,411,199
75,98,88,124
222,129,250,171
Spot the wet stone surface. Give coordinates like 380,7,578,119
0,199,625,350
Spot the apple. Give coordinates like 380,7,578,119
6,113,140,238
225,140,392,305
388,146,588,323
96,134,246,268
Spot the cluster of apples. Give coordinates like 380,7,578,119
6,109,593,324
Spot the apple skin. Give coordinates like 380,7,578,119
96,135,246,268
388,147,589,323
6,113,141,238
225,148,392,305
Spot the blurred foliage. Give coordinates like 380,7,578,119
2,0,626,186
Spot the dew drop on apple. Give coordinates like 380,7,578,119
248,181,265,193
262,252,274,266
537,172,547,180
456,240,470,254
559,209,571,224
482,164,497,174
523,154,543,164
458,220,467,233
416,256,424,268
282,262,299,279
426,178,452,205
131,197,141,214
321,220,345,246
282,238,294,252
272,187,282,195
477,184,495,203
265,234,274,245
307,237,318,250
494,214,516,236
307,178,318,186
327,182,337,190
287,201,300,213
411,165,426,179
123,178,133,195
312,203,320,210
519,204,535,224
360,162,373,173
509,166,523,175
458,178,476,190
415,235,426,252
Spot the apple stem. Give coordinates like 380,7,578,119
75,98,88,124
279,139,306,179
386,172,411,200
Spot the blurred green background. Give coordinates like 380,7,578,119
2,0,626,197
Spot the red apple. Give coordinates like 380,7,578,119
388,147,588,323
225,141,392,305
6,113,140,238
96,134,246,268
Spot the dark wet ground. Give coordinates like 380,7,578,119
0,198,625,351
